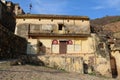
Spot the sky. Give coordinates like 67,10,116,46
8,0,120,19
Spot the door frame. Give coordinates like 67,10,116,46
59,41,67,54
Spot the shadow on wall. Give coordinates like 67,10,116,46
83,61,94,74
0,1,16,32
0,25,27,59
37,41,46,55
83,61,88,74
25,54,45,66
27,41,48,55
27,42,37,54
10,54,45,66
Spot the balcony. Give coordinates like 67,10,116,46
17,24,90,38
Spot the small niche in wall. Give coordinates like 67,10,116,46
98,42,105,50
51,19,53,22
23,18,26,21
82,20,84,22
67,20,69,22
39,19,41,21
58,24,63,30
18,7,20,10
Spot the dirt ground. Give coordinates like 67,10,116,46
0,61,119,80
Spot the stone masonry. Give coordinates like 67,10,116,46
0,24,27,59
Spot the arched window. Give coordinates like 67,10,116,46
52,40,58,45
67,40,73,45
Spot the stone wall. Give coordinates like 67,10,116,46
111,51,120,78
38,55,83,73
92,34,111,77
0,1,16,32
26,34,112,77
0,24,27,59
110,43,120,78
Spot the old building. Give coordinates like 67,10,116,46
2,0,120,78
15,14,111,77
15,14,91,55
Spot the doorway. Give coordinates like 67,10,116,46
59,41,67,54
110,57,118,78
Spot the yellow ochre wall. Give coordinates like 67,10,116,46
27,36,95,55
15,18,90,35
111,51,120,78
16,18,89,26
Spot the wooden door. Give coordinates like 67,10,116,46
110,57,118,78
59,41,67,54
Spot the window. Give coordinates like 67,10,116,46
82,20,84,22
67,40,73,45
74,44,81,51
58,24,63,30
18,7,20,10
39,19,41,21
67,20,69,22
51,19,53,22
52,40,58,45
23,18,25,21
74,40,81,51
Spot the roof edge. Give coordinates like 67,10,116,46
16,14,89,20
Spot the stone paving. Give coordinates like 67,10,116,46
0,62,119,80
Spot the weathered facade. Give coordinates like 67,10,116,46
1,0,119,78
15,14,111,76
15,14,91,55
108,37,120,78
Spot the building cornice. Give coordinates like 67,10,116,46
16,14,89,20
28,33,90,38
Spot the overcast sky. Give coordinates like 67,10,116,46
9,0,120,19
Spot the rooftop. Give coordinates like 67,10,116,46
16,14,89,20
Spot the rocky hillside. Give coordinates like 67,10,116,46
90,16,120,27
103,21,120,33
90,16,120,39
